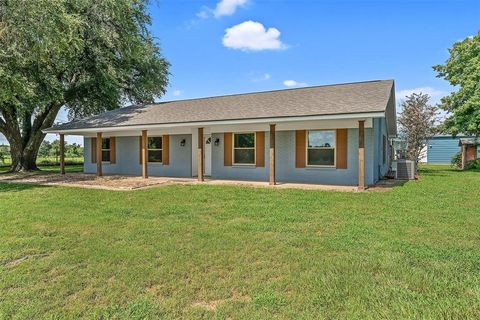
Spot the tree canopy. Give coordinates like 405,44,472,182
433,32,480,136
0,0,169,171
398,93,438,166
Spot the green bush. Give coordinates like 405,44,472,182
465,159,480,170
452,150,480,170
451,151,462,168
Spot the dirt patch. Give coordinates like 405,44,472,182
191,291,251,312
191,300,222,311
0,172,172,190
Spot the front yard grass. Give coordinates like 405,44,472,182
1,165,479,319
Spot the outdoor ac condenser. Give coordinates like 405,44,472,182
395,160,416,180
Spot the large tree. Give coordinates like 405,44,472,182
0,0,169,171
398,93,438,166
433,32,480,136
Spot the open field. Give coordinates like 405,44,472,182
0,157,84,169
1,165,479,319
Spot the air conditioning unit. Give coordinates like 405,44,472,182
395,160,416,180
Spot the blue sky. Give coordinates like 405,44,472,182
152,0,478,104
2,0,478,145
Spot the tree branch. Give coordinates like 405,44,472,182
0,104,21,139
31,101,63,133
0,113,6,131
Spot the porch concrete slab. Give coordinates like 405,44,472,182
200,178,358,192
0,172,360,192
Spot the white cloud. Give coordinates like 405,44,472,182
173,90,182,96
214,0,248,18
196,0,247,19
222,21,286,52
396,87,444,99
283,80,307,87
263,73,271,80
196,9,209,19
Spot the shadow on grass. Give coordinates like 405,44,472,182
0,182,49,193
371,179,409,190
418,166,457,176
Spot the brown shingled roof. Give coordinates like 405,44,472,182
46,79,396,134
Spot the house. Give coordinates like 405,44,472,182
45,80,397,189
418,135,480,165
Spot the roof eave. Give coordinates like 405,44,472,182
43,111,386,135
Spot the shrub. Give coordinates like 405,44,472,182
465,159,480,170
451,152,462,168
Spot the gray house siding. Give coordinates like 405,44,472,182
210,129,375,186
84,135,192,177
276,129,374,186
373,118,389,182
211,133,270,181
83,128,381,186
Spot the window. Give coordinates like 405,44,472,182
148,136,162,163
307,130,335,166
382,135,387,164
101,138,111,162
233,133,255,164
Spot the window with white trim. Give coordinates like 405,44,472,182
233,133,255,165
307,130,335,166
101,138,111,162
148,137,162,163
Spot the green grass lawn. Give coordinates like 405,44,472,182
0,164,84,174
1,166,480,319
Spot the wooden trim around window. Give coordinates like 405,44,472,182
255,131,265,167
162,135,169,165
295,130,306,168
110,137,116,164
336,129,348,169
224,132,232,166
91,137,97,163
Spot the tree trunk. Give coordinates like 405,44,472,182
10,145,39,172
1,102,62,172
5,128,43,172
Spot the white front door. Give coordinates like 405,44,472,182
204,134,212,176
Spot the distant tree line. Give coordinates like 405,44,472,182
0,144,9,164
0,141,83,165
38,140,83,163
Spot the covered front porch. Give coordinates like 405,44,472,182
0,171,361,191
55,116,379,189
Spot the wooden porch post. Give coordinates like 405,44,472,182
96,132,102,177
358,120,365,190
142,130,148,178
269,124,276,185
197,127,204,182
59,134,65,175
461,144,467,170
